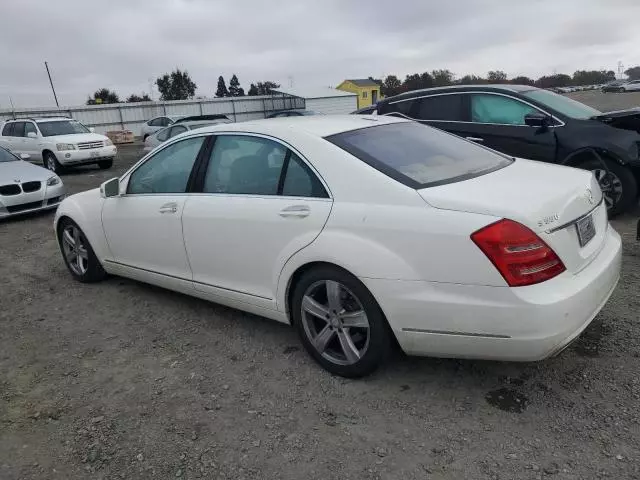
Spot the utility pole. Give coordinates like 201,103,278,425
44,61,60,108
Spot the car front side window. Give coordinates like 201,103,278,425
203,135,287,195
415,94,464,121
471,94,538,125
127,136,205,194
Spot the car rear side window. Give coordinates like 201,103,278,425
2,123,13,136
415,95,464,121
9,122,26,137
326,122,512,188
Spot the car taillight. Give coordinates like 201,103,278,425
471,219,566,287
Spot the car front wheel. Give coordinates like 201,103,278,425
58,218,106,283
579,157,638,216
44,152,63,174
291,266,393,378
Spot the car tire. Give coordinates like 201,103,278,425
618,87,626,93
290,265,393,378
43,151,63,174
577,157,638,217
98,159,113,169
143,134,149,141
57,218,107,283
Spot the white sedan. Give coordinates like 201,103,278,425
54,116,621,377
1,145,65,218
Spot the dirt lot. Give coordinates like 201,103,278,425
567,89,640,112
1,144,640,480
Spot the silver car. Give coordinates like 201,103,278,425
143,116,233,152
140,115,184,141
0,146,65,219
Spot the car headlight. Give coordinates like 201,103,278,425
46,175,61,186
56,143,76,151
104,138,114,147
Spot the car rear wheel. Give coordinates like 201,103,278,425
58,218,106,283
98,159,113,169
44,152,63,174
578,157,637,216
291,266,393,378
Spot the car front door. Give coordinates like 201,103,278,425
101,135,207,279
456,93,558,161
181,133,332,308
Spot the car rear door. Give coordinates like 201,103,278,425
181,133,332,309
4,122,28,156
0,123,15,151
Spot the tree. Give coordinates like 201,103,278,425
86,88,120,105
402,73,423,92
381,75,402,97
228,74,245,96
572,70,615,86
535,73,572,89
247,81,280,96
511,76,535,86
431,69,454,87
216,76,229,97
457,74,487,85
624,66,640,80
487,70,508,83
126,93,152,102
155,69,197,101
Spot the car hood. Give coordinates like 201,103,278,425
47,133,108,144
0,160,54,182
591,108,640,133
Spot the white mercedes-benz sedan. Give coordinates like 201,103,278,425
54,115,621,377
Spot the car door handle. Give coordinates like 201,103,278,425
279,205,310,218
465,136,484,143
159,202,178,214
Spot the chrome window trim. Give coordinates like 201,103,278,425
386,91,566,127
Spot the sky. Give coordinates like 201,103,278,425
1,0,639,108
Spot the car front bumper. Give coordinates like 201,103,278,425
0,182,66,219
57,146,117,166
363,225,622,361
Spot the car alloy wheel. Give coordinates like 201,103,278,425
593,168,623,209
300,280,370,366
61,224,89,276
47,155,57,171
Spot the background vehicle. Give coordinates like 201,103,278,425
266,110,323,118
616,80,640,92
143,115,232,151
140,115,184,140
374,85,640,215
55,116,620,377
602,81,627,92
0,117,116,174
352,105,377,115
0,145,64,218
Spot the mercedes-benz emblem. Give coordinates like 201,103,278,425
585,188,594,205
13,179,20,183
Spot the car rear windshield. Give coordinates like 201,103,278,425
38,120,90,137
522,89,601,119
326,121,512,188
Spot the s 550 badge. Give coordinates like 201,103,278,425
538,214,559,228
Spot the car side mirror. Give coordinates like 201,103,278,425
524,112,550,129
19,153,30,160
100,177,120,198
89,127,95,133
27,132,38,139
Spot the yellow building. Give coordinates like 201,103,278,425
336,79,382,109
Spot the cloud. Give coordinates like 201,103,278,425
1,0,638,107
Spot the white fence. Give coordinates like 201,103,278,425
0,95,305,137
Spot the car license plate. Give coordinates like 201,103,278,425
576,214,596,247
90,151,100,158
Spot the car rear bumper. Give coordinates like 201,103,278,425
363,225,622,361
58,146,117,165
0,182,66,219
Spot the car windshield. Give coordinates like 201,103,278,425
0,146,18,162
326,121,513,188
38,120,90,137
522,89,601,119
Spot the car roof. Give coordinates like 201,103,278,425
382,84,539,102
184,114,408,138
6,117,71,122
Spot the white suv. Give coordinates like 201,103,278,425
0,117,117,173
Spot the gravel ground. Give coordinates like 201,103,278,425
567,90,640,112
1,144,639,480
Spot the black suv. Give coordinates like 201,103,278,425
366,85,640,215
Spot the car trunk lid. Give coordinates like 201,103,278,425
418,159,608,274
